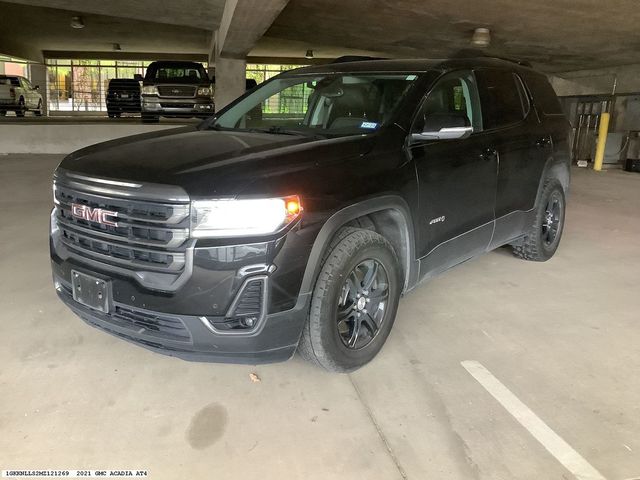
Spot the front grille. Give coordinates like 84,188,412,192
112,306,191,342
160,103,196,109
157,85,196,97
54,183,190,273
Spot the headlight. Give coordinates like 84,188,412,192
191,196,302,238
142,86,158,95
197,87,212,96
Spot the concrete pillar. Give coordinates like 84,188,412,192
0,62,5,74
29,63,48,115
214,57,246,111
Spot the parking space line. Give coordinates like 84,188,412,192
461,360,607,480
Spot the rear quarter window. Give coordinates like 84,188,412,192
475,69,529,130
0,77,20,86
523,73,564,115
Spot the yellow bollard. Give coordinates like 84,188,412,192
593,112,610,171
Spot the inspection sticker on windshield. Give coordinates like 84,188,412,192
360,122,378,129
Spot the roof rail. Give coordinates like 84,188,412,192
330,56,387,64
486,56,533,68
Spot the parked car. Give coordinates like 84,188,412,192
50,58,570,372
140,60,213,122
106,79,141,117
0,75,43,116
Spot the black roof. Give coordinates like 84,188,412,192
284,57,537,76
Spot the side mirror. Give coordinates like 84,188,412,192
411,112,473,142
34,85,40,90
133,74,143,82
411,126,473,142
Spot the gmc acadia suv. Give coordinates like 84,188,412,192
50,58,570,372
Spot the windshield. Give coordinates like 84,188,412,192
213,73,419,136
146,63,208,83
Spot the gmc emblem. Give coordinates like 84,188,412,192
71,203,118,227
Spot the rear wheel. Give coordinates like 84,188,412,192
15,98,25,117
298,227,402,372
512,179,566,261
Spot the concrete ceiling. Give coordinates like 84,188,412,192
0,0,226,30
1,0,639,72
267,0,640,72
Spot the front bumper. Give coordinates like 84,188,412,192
142,96,214,116
50,224,317,363
54,278,308,363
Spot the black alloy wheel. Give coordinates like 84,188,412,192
336,259,390,350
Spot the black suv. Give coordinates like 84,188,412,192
141,61,213,122
50,58,570,372
106,79,141,117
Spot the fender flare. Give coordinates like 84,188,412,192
298,195,417,298
535,155,571,207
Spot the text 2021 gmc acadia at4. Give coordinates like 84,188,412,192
50,58,570,372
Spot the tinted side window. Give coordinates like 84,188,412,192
415,70,483,132
523,73,563,115
475,69,527,129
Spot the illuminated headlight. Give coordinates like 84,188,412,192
197,87,212,96
142,86,159,95
191,196,302,238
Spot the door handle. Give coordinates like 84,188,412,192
480,148,498,161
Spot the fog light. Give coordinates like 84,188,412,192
243,317,257,328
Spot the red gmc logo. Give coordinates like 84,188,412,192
71,203,118,227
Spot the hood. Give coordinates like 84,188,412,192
59,126,374,197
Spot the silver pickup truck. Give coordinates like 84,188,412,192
0,75,43,116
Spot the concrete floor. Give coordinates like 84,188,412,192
1,155,639,480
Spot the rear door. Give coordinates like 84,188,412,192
408,70,498,277
474,68,546,248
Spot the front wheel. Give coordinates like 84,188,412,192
15,98,25,117
298,227,402,372
512,179,566,261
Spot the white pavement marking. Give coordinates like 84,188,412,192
461,360,607,480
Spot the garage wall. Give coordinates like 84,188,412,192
550,63,640,96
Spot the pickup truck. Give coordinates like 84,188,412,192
0,75,43,116
140,61,214,122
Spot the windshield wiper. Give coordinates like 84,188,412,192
249,126,325,138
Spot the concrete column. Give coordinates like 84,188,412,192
29,63,48,115
214,57,246,111
0,62,5,75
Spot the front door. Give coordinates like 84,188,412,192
408,70,497,278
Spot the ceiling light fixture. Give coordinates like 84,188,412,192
305,49,314,59
70,16,85,29
471,27,491,48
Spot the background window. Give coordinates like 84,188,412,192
475,69,528,129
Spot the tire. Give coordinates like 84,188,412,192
512,179,566,261
15,98,25,117
298,227,402,372
35,100,42,116
0,110,6,116
142,113,159,123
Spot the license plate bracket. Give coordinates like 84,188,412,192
71,270,110,313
